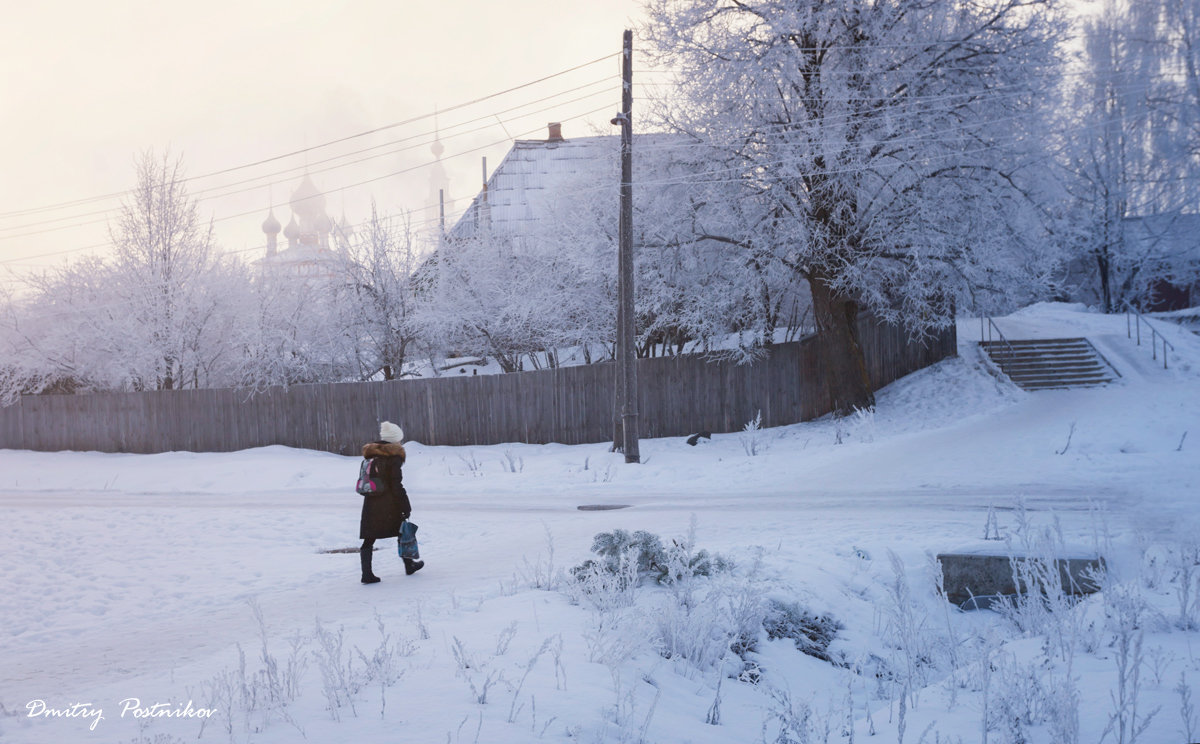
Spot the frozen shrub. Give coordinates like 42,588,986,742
654,539,734,585
565,554,640,612
570,528,732,587
761,687,818,743
654,572,779,677
987,654,1052,744
1172,541,1200,630
651,590,732,672
763,599,843,662
571,529,665,584
1101,581,1160,744
740,409,765,456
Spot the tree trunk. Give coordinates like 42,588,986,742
1097,250,1113,313
809,273,874,415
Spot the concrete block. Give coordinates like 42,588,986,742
936,552,1105,608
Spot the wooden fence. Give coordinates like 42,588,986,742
0,317,955,455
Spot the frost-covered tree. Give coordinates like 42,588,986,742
1063,0,1200,311
1066,3,1150,312
108,149,217,390
0,259,115,401
1,250,260,396
530,135,807,362
335,203,424,380
222,271,346,389
644,0,1066,412
1141,0,1200,176
414,233,572,373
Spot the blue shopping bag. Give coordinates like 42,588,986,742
398,521,420,560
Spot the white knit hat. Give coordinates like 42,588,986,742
379,421,404,443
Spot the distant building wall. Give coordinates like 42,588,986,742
0,317,956,455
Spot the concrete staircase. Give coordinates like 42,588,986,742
979,337,1120,390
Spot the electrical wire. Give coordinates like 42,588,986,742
0,76,621,235
0,104,618,267
0,53,619,220
0,88,620,241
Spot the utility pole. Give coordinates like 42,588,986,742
612,29,640,463
438,188,446,237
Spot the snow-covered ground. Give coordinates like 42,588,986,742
1,303,1197,744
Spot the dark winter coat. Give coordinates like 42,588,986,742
359,441,412,540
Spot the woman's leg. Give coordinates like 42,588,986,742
360,538,380,583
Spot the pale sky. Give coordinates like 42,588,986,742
0,0,646,276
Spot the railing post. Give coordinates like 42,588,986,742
1127,310,1174,370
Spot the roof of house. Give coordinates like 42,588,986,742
447,132,690,246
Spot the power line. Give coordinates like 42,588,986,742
0,52,618,221
0,76,619,235
0,87,619,241
0,104,617,267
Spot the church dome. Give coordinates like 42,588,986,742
283,216,300,240
261,209,281,235
289,174,327,225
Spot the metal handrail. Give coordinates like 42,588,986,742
1126,309,1175,369
980,316,1017,362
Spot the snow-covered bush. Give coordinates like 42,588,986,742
199,601,309,737
450,636,504,705
761,687,823,744
881,550,936,705
312,620,359,721
651,583,740,674
986,653,1073,744
355,612,415,719
514,524,560,591
850,405,877,443
571,529,666,585
995,504,1099,664
1172,541,1200,630
569,527,734,588
1101,581,1161,744
740,410,765,456
763,600,843,663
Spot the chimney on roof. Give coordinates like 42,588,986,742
547,122,563,142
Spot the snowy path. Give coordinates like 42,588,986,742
0,479,1147,703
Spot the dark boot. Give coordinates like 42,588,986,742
404,558,425,576
361,545,381,584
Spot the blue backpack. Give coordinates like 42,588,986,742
356,457,384,495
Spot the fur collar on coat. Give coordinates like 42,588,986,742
362,441,406,462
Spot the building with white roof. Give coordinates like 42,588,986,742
446,122,690,253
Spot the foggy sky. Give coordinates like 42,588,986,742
0,0,644,275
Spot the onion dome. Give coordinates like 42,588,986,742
283,216,300,241
261,209,281,235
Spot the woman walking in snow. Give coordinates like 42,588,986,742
359,421,424,584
